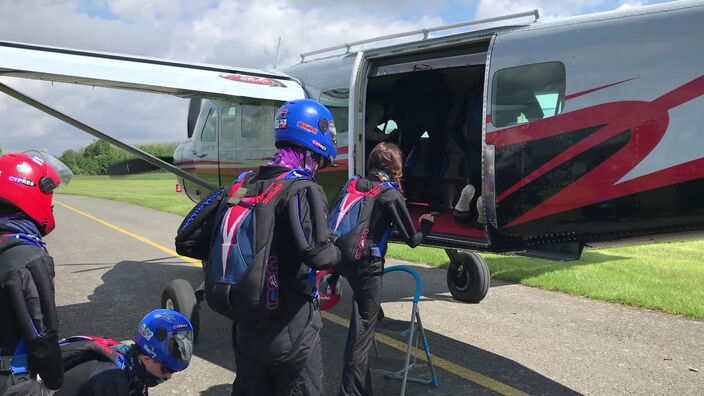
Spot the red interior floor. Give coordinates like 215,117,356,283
407,202,486,239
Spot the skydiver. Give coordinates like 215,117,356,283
227,99,342,395
331,142,434,396
0,152,72,395
55,309,193,396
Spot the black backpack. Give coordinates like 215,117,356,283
328,176,397,277
202,169,313,321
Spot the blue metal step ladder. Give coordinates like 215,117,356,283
370,265,439,396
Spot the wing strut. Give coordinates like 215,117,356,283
0,81,217,191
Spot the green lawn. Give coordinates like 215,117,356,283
59,174,704,319
58,174,196,216
386,243,704,318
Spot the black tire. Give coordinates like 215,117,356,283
161,279,200,344
446,251,490,303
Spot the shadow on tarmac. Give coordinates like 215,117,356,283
56,259,580,395
483,250,629,286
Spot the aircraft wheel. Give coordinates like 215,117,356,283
446,251,490,303
162,279,200,344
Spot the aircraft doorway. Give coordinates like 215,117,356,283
364,43,489,245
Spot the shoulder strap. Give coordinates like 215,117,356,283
237,170,255,183
0,235,25,255
237,168,313,206
347,177,397,199
59,336,126,372
226,171,257,203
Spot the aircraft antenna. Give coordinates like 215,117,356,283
275,36,282,69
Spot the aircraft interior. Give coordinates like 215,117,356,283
365,55,487,238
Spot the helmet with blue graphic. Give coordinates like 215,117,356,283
274,99,338,166
135,309,194,372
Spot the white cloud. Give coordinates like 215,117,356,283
476,0,605,21
616,1,644,11
0,0,677,156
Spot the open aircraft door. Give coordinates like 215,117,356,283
0,40,306,193
348,37,496,303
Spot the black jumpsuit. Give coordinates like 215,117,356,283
337,174,432,396
231,166,341,396
56,338,147,396
0,227,63,395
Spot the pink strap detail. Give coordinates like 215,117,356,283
346,178,382,197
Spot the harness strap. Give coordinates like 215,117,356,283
0,337,30,384
229,169,312,204
10,338,28,376
371,226,393,258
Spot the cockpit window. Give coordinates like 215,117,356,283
320,88,349,134
491,61,566,128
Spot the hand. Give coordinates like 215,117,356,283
419,213,434,225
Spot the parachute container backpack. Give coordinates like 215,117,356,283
328,176,398,277
205,169,312,321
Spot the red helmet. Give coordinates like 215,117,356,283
0,153,61,235
317,269,342,311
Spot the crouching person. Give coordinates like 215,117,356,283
56,309,193,396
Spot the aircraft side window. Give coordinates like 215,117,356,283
491,61,566,128
240,103,277,152
201,107,217,142
320,88,349,134
221,105,240,147
379,119,397,135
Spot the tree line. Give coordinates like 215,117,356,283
58,140,178,175
1,141,177,175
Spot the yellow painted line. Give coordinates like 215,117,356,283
322,311,529,396
58,200,525,395
55,201,202,266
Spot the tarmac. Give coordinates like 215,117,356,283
48,194,703,395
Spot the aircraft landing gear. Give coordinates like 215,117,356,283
444,249,490,303
161,279,201,343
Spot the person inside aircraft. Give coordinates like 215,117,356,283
56,309,193,396
0,152,71,396
230,99,341,396
388,70,455,214
334,142,434,396
450,81,484,223
364,101,399,160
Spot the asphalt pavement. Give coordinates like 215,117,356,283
47,194,703,395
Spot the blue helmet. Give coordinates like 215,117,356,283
135,309,194,372
274,99,338,166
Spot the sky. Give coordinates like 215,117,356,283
0,0,679,156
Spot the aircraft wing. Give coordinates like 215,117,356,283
0,40,305,101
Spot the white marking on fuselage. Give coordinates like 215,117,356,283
618,96,704,184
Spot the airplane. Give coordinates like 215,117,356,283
1,0,704,317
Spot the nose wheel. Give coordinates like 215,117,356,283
161,279,201,343
445,249,490,303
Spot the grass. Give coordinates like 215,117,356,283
59,174,704,319
58,173,196,216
